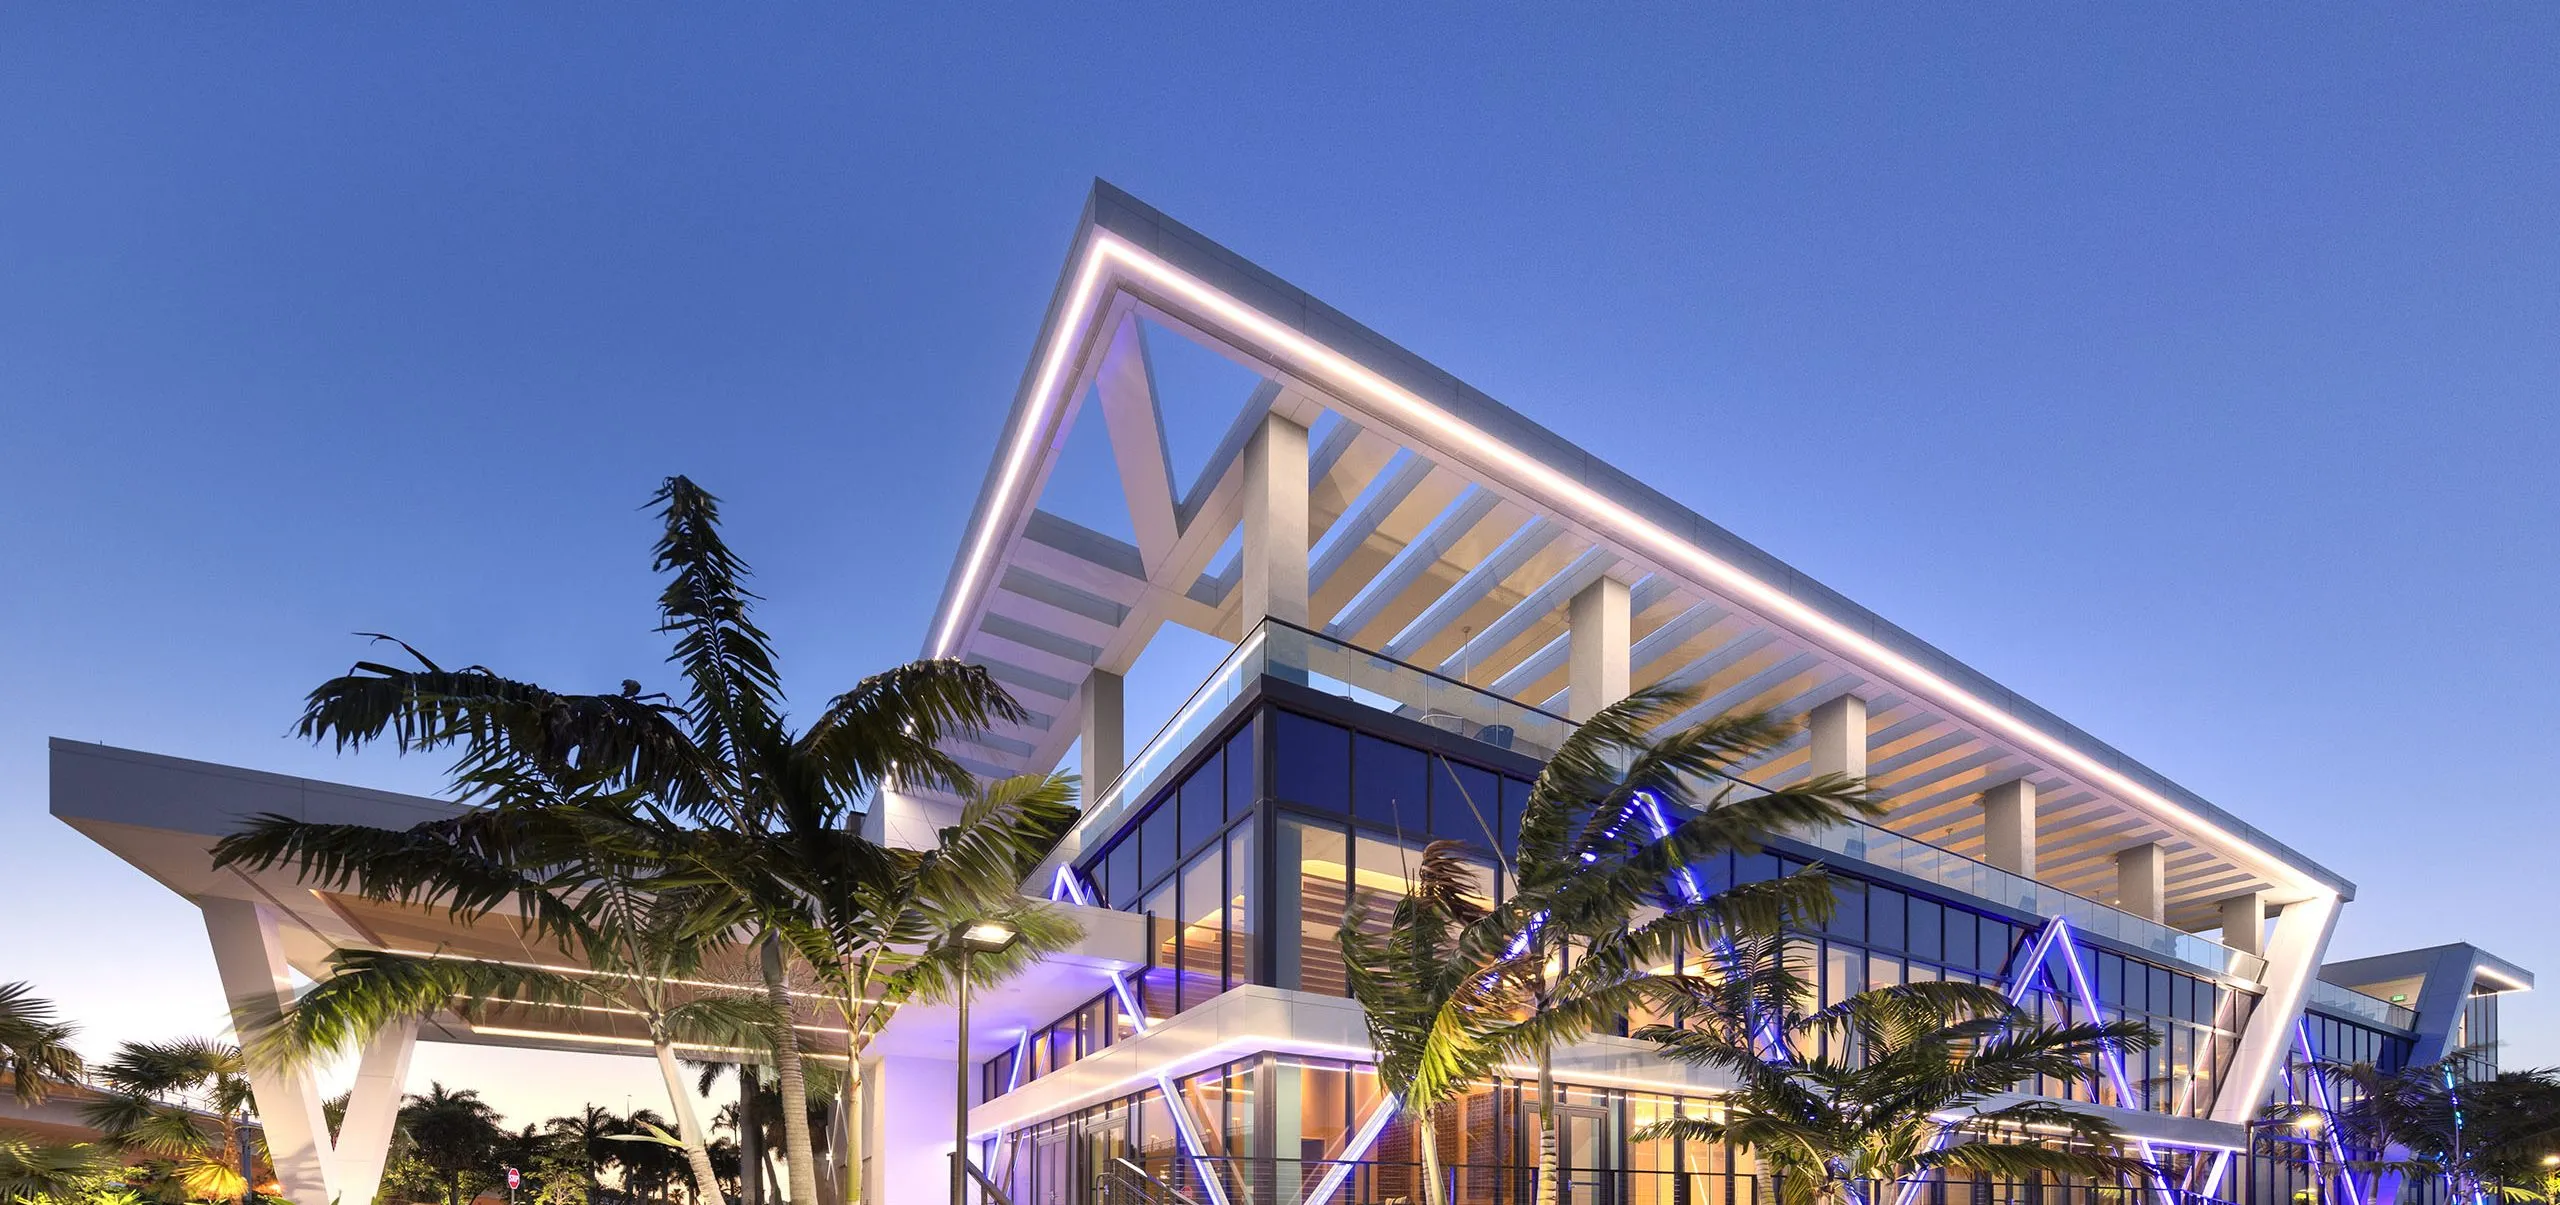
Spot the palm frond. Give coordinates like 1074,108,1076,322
248,950,595,1068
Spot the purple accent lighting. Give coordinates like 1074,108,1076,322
1304,1092,1402,1205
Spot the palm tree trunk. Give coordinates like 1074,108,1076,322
1417,1112,1448,1205
759,936,820,1205
836,1050,862,1205
1534,1041,1558,1205
650,1040,730,1205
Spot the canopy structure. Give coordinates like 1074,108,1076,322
50,739,1144,1205
920,182,2351,933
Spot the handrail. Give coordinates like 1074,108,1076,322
1095,1156,1203,1205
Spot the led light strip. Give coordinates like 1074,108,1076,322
1896,917,2174,1205
1044,867,1240,1203
933,229,2325,902
2294,1017,2367,1205
1303,1092,1401,1205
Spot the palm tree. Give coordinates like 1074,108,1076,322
0,1136,113,1205
215,802,775,1205
2267,1055,2560,1204
80,1039,262,1205
0,984,85,1105
545,1105,624,1201
1382,685,1877,1205
267,476,1038,1205
685,769,1080,1202
1630,931,2157,1205
398,1084,504,1205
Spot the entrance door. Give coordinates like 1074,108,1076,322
1030,1131,1073,1205
1558,1107,1616,1205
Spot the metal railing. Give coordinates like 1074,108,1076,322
1096,1156,1206,1205
1131,1157,2236,1205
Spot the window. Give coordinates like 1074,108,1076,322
1352,733,1427,832
1868,886,1905,951
1827,878,1866,941
1274,711,1350,806
1179,849,1223,1010
1141,881,1178,1021
1499,776,1529,857
1181,750,1224,854
1278,818,1348,995
1907,898,1943,961
1226,825,1256,988
1435,757,1501,852
1140,802,1178,889
1103,837,1138,909
1224,721,1257,820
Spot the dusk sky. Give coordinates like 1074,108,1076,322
3,8,2554,1125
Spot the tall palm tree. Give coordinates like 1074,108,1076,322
2267,1055,2560,1204
686,769,1080,1202
398,1084,504,1205
215,802,774,1205
270,476,1034,1205
80,1039,262,1205
1631,931,2158,1205
0,984,85,1107
1392,685,1878,1205
545,1105,625,1200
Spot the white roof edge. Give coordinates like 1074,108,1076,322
924,179,2353,900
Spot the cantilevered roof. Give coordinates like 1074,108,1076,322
923,181,2353,933
49,739,1143,1063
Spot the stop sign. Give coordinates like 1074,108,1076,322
506,1169,520,1190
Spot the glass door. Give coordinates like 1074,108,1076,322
1558,1106,1616,1205
1030,1131,1073,1205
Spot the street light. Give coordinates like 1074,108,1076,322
952,919,1021,1205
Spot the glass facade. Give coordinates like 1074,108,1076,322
990,667,2276,1198
994,1052,2188,1205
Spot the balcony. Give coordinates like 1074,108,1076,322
2307,979,2419,1031
1041,619,2265,984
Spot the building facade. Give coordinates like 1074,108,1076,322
880,184,2532,1205
48,184,2530,1205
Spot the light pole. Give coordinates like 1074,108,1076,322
952,919,1021,1205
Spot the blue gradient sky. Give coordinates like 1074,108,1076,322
3,7,2554,1122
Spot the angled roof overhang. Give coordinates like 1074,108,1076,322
924,181,2352,932
49,740,1140,1061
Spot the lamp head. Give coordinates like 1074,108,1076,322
956,919,1022,953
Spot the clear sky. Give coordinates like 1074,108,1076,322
2,7,2554,1126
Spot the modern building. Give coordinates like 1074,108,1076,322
49,183,2530,1205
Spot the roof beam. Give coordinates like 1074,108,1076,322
1094,317,1184,578
1381,516,1559,661
1311,449,1434,595
1435,544,1616,680
1327,485,1501,644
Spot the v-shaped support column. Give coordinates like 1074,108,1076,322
202,897,420,1205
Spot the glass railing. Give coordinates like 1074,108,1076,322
1780,813,2268,982
2308,979,2419,1031
1039,619,1573,882
1038,620,2266,986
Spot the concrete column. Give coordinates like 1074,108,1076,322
329,1018,418,1205
1565,577,1631,721
2209,893,2343,1124
1078,669,1125,802
2115,843,2166,922
1239,412,1310,630
1980,778,2037,880
860,1053,957,1205
200,897,338,1205
1807,695,1868,780
2219,890,2269,957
